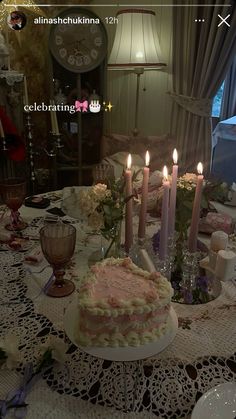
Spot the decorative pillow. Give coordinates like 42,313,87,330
102,152,144,179
100,134,131,158
101,133,175,173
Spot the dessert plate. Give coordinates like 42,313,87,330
191,382,236,419
64,300,178,361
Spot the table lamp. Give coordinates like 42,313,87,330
108,9,166,135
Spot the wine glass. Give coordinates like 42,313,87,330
40,223,76,298
0,178,27,231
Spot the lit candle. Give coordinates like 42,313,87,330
188,162,204,253
138,150,150,240
159,166,170,260
168,149,178,239
23,76,29,106
0,119,4,138
125,153,133,254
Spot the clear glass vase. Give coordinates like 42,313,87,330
102,225,122,259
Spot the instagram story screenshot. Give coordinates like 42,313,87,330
0,0,236,418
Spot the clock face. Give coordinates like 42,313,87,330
49,8,108,73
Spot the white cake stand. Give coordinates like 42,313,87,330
64,300,178,361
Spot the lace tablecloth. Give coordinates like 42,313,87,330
0,196,236,419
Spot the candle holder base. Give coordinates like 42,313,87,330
170,243,221,305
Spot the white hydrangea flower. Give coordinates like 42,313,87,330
88,211,104,231
91,183,108,201
79,190,98,216
40,336,68,364
0,334,21,370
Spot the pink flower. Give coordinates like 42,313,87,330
145,290,157,303
108,297,121,308
122,258,132,268
149,272,161,281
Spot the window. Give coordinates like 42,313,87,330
212,82,225,117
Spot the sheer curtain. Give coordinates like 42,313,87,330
171,0,236,174
220,55,236,120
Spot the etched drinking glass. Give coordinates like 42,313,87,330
0,177,27,231
40,223,76,297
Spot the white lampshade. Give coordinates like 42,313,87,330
108,9,165,70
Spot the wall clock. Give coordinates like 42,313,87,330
49,8,108,73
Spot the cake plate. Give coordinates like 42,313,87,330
64,300,178,361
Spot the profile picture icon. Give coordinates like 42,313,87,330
7,11,27,31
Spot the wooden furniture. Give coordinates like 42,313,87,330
48,7,108,187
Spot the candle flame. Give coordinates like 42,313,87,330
197,162,203,175
163,165,168,181
145,150,150,167
127,153,132,170
173,148,178,164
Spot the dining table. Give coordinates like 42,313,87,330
0,188,236,419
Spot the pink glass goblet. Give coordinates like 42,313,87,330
40,223,76,298
0,178,28,231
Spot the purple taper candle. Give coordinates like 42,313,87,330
125,154,133,254
168,149,178,238
138,150,150,240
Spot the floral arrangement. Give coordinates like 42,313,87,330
0,334,68,418
79,177,135,257
172,275,212,304
175,173,228,238
152,173,228,305
175,173,198,240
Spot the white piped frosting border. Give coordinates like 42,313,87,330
78,257,173,317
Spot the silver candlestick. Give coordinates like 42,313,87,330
52,132,64,150
0,134,9,179
47,132,64,190
24,111,36,193
1,135,9,152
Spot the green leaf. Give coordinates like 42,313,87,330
0,348,7,360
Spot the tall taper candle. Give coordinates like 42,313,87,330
50,100,59,135
53,108,59,136
23,76,29,106
125,153,133,254
159,166,170,260
50,100,55,133
0,119,4,138
138,150,150,240
168,149,178,238
188,162,204,253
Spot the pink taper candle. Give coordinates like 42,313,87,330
138,151,150,240
125,154,133,254
188,162,204,253
159,166,170,260
0,119,4,138
168,149,178,238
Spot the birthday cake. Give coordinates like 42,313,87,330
76,257,173,347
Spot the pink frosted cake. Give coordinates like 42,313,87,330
76,258,173,347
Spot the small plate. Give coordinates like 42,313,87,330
191,382,236,419
1,238,34,252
